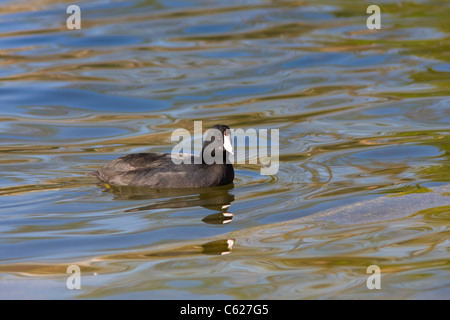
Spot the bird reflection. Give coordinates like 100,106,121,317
100,183,235,225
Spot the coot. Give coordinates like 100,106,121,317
89,124,234,188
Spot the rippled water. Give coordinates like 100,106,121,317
0,0,449,299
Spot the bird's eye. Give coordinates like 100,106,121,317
217,136,221,140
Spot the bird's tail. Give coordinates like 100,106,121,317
87,170,100,178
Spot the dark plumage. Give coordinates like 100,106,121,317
89,124,234,188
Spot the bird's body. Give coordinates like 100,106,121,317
89,125,234,188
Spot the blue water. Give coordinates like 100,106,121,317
0,0,449,299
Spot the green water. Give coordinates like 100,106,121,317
0,0,449,299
